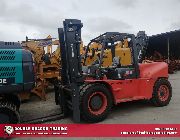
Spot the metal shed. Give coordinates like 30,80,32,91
147,30,180,61
146,30,180,73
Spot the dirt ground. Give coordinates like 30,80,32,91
19,87,61,123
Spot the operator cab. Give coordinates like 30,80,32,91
82,32,146,80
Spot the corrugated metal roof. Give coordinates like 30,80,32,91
150,29,180,38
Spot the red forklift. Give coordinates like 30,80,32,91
55,19,172,123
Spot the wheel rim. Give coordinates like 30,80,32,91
88,92,107,115
158,85,169,102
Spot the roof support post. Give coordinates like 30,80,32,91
167,37,170,63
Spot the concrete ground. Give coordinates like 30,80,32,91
13,71,180,140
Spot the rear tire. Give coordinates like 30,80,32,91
150,78,172,107
80,84,113,123
0,101,20,124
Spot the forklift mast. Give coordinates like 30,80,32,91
58,19,83,122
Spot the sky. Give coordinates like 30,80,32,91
0,0,180,45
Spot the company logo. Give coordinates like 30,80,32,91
0,78,7,84
4,126,14,136
2,125,69,137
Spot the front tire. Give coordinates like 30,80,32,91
80,84,113,123
150,78,172,107
0,101,20,124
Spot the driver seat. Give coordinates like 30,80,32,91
112,57,121,67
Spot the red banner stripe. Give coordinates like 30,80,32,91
0,124,180,138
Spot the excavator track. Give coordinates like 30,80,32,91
0,100,20,124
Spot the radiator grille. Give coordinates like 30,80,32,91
0,67,16,71
0,50,16,61
0,72,16,77
0,49,22,83
0,50,15,55
0,56,15,61
0,67,16,78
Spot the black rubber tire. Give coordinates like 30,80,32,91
150,78,172,107
0,101,20,124
80,83,113,123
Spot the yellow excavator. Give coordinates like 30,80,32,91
20,35,60,100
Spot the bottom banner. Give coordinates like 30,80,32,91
0,124,179,138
